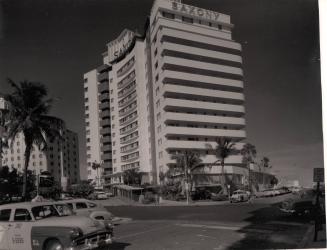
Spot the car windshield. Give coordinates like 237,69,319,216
54,204,75,216
31,205,60,220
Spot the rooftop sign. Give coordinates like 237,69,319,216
107,29,135,63
171,1,220,21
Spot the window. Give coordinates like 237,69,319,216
162,11,175,19
155,74,159,82
85,97,89,102
154,48,158,56
84,78,88,83
76,202,88,209
155,61,158,69
14,209,32,221
84,87,88,92
209,22,212,27
0,209,11,221
182,16,193,23
218,24,222,30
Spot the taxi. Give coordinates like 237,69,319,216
0,201,113,250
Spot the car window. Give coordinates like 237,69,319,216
76,202,88,209
66,203,74,210
0,209,11,221
14,209,32,221
31,205,60,220
87,202,97,208
55,204,74,216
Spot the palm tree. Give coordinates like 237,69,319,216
172,150,203,204
91,162,101,187
240,143,257,193
5,79,62,200
123,168,142,186
213,137,235,195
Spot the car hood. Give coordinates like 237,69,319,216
35,215,105,234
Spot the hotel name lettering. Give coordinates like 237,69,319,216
171,2,220,21
109,30,135,62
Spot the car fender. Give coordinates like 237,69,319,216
31,226,74,250
89,211,113,221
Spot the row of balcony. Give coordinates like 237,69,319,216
118,81,136,99
161,70,243,92
163,98,244,115
120,131,139,144
118,91,137,108
120,121,138,135
97,72,109,83
118,101,137,117
119,111,138,126
120,142,139,154
118,70,136,89
117,57,135,78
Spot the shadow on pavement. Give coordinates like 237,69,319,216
100,242,131,250
226,202,321,250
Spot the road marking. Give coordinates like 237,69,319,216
115,224,172,240
176,223,241,231
196,234,217,239
176,223,273,234
269,221,306,226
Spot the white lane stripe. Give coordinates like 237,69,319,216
269,221,306,226
176,223,240,231
115,224,171,240
176,223,273,234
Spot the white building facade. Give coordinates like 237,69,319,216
84,0,250,187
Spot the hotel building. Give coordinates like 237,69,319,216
0,96,80,189
84,0,250,187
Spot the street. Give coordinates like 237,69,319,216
100,199,323,250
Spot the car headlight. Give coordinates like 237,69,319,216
104,221,114,231
69,227,83,239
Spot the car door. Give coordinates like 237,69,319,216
7,208,33,250
74,202,90,216
0,208,12,250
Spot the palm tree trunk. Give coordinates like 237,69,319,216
221,160,227,195
23,143,32,201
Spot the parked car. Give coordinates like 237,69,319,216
0,201,113,250
230,190,250,202
95,191,108,200
58,199,114,222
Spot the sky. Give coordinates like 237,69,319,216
0,0,323,187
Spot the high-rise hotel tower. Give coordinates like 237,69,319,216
84,0,248,186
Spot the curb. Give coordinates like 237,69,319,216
298,223,315,249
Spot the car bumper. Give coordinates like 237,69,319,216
68,230,113,250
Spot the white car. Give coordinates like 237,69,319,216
230,190,250,202
95,192,108,200
0,201,113,250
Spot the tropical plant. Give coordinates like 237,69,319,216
171,150,203,203
123,168,142,186
91,162,102,187
240,143,257,193
213,137,235,195
4,79,62,200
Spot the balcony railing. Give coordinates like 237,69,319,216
117,71,135,89
97,72,109,82
117,57,135,78
118,91,137,108
99,93,110,102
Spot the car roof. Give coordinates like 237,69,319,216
57,198,92,203
0,201,60,210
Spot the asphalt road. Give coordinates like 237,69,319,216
100,198,320,250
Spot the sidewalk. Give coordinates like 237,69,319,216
298,223,326,249
100,196,232,207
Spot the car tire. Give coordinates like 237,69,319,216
45,239,64,250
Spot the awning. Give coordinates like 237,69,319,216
115,184,143,191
